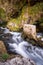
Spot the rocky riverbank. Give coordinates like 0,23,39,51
0,27,43,65
0,57,35,65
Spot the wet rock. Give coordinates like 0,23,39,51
35,34,43,47
8,57,35,65
0,41,7,54
36,39,43,47
23,24,37,40
0,28,4,34
36,33,43,47
0,27,9,34
0,57,36,65
0,62,5,65
41,38,43,42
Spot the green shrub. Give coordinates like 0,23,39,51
2,53,9,61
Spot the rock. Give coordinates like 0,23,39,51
0,62,9,65
0,27,4,34
23,24,43,47
36,33,43,47
23,24,37,40
0,62,5,65
8,57,35,65
0,57,36,65
0,41,7,54
41,38,43,42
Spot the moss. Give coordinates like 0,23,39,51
2,53,9,61
7,17,21,31
28,3,43,15
0,8,6,21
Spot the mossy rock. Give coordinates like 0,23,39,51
7,18,21,31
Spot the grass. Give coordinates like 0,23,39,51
2,53,9,61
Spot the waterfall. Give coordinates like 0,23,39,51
0,27,43,65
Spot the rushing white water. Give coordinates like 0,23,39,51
0,27,43,65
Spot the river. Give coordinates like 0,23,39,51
0,27,43,65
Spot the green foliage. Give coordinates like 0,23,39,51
21,2,43,16
39,17,43,26
21,2,43,25
2,53,9,61
39,17,43,23
7,18,21,31
0,8,6,21
28,2,43,15
15,0,26,10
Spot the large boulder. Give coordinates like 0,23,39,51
22,24,43,47
23,24,37,40
0,41,7,54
